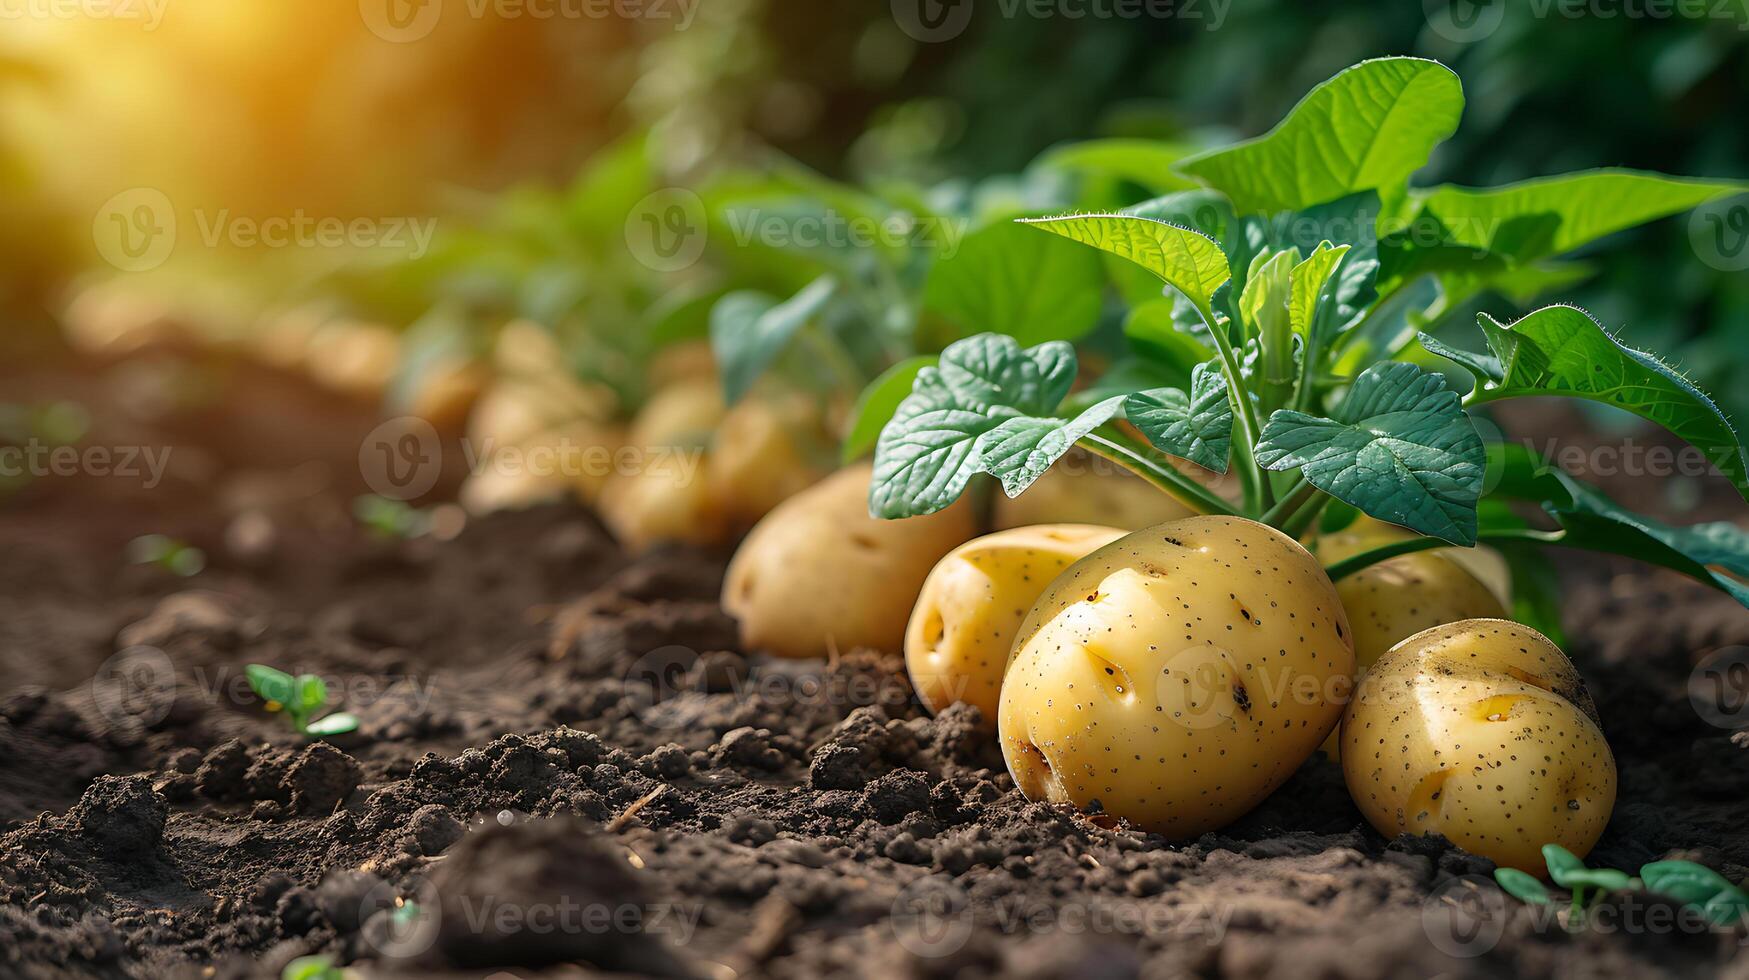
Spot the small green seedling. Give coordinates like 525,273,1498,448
353,495,431,540
1495,844,1749,930
245,665,359,738
126,534,206,577
282,954,348,980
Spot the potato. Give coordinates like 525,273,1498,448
906,525,1126,728
406,356,489,431
599,452,725,551
991,455,1198,531
626,378,724,450
724,464,978,659
1341,619,1615,873
707,391,834,532
305,320,401,397
999,517,1354,837
461,418,626,514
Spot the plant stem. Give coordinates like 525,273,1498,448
1280,494,1331,540
1196,306,1271,514
1325,528,1566,581
1260,478,1315,528
1079,431,1238,517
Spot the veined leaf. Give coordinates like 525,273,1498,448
843,356,937,463
869,335,1076,519
1020,214,1230,324
1290,243,1352,344
1451,305,1749,498
1242,249,1297,395
1402,169,1745,264
1124,362,1234,473
980,397,1127,497
245,665,295,706
923,220,1105,346
710,276,838,404
1177,58,1463,214
1240,192,1381,334
1256,362,1485,544
1122,300,1215,377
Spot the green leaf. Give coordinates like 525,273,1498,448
1256,363,1485,544
980,397,1127,497
710,276,838,405
1241,192,1382,335
282,955,343,980
1494,868,1553,905
923,220,1105,346
294,675,328,715
303,713,360,737
1123,362,1234,473
1402,169,1745,265
843,356,937,463
1563,868,1636,893
1176,58,1463,214
1036,139,1201,194
1019,214,1231,325
1639,861,1739,907
1462,306,1748,498
1290,243,1352,344
1546,476,1749,607
1542,844,1588,888
1493,539,1568,648
245,665,295,707
869,335,1076,519
1243,249,1297,397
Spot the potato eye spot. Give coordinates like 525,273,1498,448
1503,665,1555,693
1406,769,1454,830
1474,693,1529,722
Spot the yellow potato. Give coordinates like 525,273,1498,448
1341,619,1616,874
723,464,978,659
305,320,401,397
461,418,626,514
1000,517,1354,837
407,356,488,431
991,455,1198,531
707,392,834,533
906,525,1126,728
598,452,725,552
626,378,724,450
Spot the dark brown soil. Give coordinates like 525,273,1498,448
2,353,1747,979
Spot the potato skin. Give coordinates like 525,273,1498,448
906,525,1126,728
707,392,833,534
1317,521,1508,673
991,457,1197,531
999,517,1354,837
724,464,977,659
1341,619,1615,874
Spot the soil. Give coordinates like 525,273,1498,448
2,349,1747,979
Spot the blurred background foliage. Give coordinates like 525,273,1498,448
1,0,1744,407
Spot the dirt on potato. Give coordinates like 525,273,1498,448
2,358,1748,979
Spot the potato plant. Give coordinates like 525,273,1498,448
863,57,1749,836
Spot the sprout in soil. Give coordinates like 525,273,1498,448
1495,845,1749,930
127,534,206,577
245,664,359,738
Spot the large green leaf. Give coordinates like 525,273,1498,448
980,397,1127,497
1036,139,1201,194
1240,192,1382,334
1123,362,1234,473
1020,214,1231,325
1290,243,1352,344
710,276,838,404
1441,305,1749,498
1402,170,1745,264
923,220,1105,346
1176,58,1463,214
1256,362,1485,544
869,335,1076,519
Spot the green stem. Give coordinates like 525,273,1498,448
1260,478,1315,528
1326,528,1566,582
1196,305,1271,514
1079,431,1238,517
1280,493,1331,540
